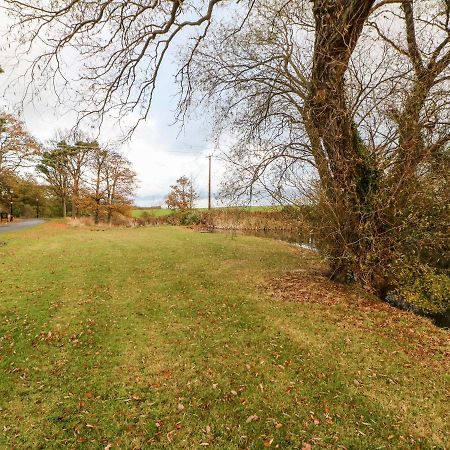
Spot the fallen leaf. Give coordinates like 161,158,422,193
166,430,175,443
246,414,259,423
177,403,185,412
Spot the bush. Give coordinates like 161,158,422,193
69,217,94,227
392,263,450,315
180,210,202,225
111,214,133,227
20,204,35,218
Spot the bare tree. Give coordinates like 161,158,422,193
4,0,229,131
179,0,449,299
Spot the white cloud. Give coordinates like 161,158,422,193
0,9,226,208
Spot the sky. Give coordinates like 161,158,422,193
0,9,227,208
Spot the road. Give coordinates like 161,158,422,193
0,219,45,234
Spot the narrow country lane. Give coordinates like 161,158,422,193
0,219,45,234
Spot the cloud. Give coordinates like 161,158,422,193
0,9,226,208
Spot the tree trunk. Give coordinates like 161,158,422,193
306,0,382,287
71,180,79,218
71,193,77,218
94,199,100,224
62,197,67,218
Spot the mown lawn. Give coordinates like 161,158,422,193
0,223,448,449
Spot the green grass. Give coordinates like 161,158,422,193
132,208,173,218
132,206,282,218
0,223,448,449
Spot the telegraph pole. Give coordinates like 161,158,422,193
208,155,212,210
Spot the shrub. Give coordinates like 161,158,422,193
69,217,94,227
111,214,133,227
180,210,202,225
392,263,450,315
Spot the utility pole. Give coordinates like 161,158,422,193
9,189,13,222
208,155,212,210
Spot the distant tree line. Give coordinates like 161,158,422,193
0,113,137,223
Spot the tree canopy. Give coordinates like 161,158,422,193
166,176,198,211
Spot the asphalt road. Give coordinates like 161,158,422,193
0,219,45,234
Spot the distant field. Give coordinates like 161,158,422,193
132,208,173,218
132,205,283,218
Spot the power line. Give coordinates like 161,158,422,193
163,149,207,154
208,155,212,210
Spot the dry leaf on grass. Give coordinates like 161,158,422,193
246,414,259,423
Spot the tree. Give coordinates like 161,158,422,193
166,176,198,211
36,132,137,223
104,151,137,223
88,146,109,225
0,112,40,178
64,136,98,219
0,170,57,218
48,130,99,218
4,0,224,131
37,148,71,217
178,1,449,304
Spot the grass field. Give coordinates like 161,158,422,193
131,206,283,218
0,223,449,449
132,208,173,218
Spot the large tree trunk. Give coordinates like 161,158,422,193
306,0,381,288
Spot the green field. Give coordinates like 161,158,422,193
132,208,173,218
0,223,449,448
132,206,283,218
